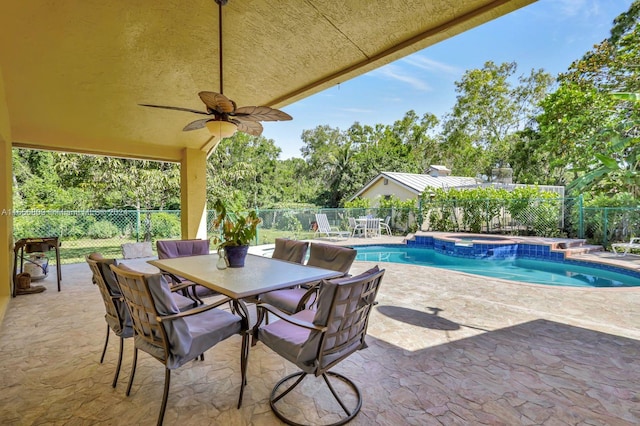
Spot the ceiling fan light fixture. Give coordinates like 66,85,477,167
206,120,237,139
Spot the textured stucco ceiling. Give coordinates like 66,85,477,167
0,0,534,161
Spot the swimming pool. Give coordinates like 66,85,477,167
354,245,640,288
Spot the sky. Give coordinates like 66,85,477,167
260,0,635,160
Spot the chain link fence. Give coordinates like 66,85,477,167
582,207,640,248
10,201,640,263
420,197,568,236
254,207,420,244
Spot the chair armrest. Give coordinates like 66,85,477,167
161,271,183,285
169,281,196,293
295,283,321,312
157,296,234,322
257,303,327,332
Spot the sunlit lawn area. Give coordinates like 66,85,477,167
53,229,321,264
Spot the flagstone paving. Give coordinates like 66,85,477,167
1,239,639,425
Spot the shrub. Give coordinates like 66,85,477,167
13,214,80,240
87,220,120,239
274,211,303,233
151,212,181,238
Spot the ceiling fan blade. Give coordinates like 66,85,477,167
232,119,263,136
234,106,292,121
198,91,235,113
183,118,212,131
139,103,210,116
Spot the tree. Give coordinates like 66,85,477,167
546,1,640,196
207,133,283,208
532,84,616,185
441,61,553,179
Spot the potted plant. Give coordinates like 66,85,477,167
210,199,261,267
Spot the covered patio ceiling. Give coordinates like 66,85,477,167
1,0,534,162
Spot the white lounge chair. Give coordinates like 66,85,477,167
612,237,640,256
314,213,350,239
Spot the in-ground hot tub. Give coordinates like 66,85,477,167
427,233,520,259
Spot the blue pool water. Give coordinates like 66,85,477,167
354,245,640,288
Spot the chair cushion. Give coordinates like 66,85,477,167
88,253,134,338
88,253,121,295
144,272,240,368
259,287,310,314
177,308,242,369
157,239,210,259
272,239,309,264
121,242,154,259
116,264,193,363
172,292,197,311
258,309,316,369
193,284,219,299
307,243,356,273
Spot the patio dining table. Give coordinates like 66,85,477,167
147,253,343,321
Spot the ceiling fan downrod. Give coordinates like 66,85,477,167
214,0,228,94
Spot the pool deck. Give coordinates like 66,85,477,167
1,234,639,425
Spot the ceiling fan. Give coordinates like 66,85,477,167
139,0,292,137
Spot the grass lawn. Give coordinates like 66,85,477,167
50,229,322,264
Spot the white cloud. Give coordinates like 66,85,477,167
549,0,602,19
339,107,374,114
402,55,461,77
371,64,432,91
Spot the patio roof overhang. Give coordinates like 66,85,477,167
0,0,536,309
0,0,534,161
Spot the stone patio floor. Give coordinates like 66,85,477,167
1,236,639,425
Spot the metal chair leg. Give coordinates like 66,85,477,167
157,368,171,426
100,324,110,363
112,336,124,388
126,348,138,396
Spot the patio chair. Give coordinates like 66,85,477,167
611,237,640,256
257,243,357,322
380,216,392,236
86,253,198,388
255,266,385,425
156,239,214,303
86,253,134,388
365,217,381,238
314,213,350,239
110,263,249,426
348,217,365,238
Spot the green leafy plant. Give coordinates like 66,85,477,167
87,220,120,239
210,199,261,248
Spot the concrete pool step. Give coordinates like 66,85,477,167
558,244,604,257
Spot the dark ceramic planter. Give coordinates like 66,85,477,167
225,245,249,267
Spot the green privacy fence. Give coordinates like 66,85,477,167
10,200,639,263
